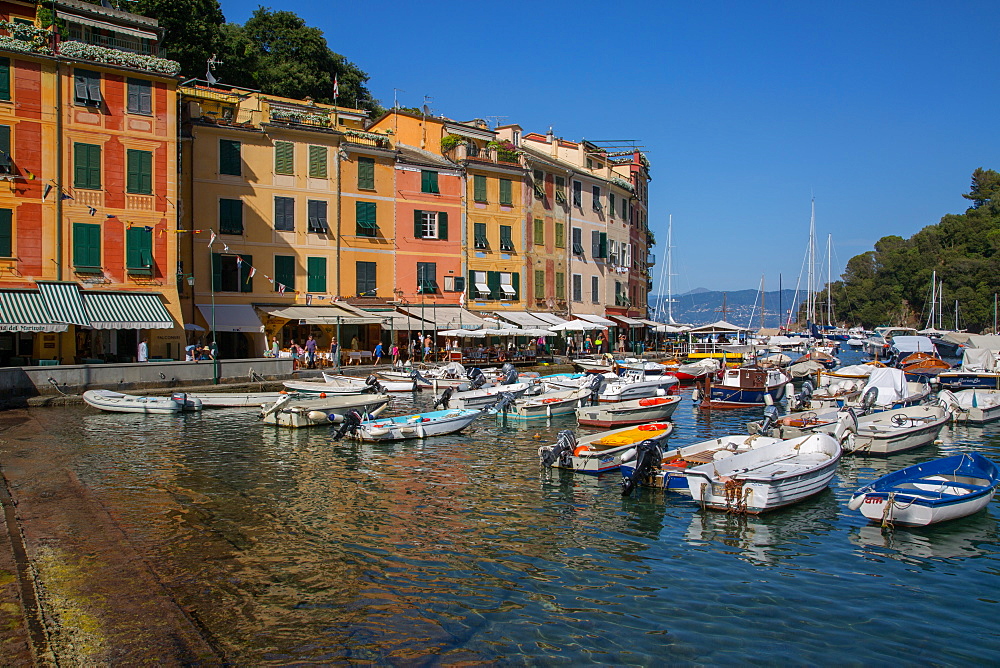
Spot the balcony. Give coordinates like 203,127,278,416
342,129,392,149
455,143,522,167
126,194,155,211
647,253,656,266
267,107,332,129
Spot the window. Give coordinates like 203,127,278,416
609,239,619,265
356,201,377,237
555,272,565,300
555,176,567,205
73,69,101,106
533,169,545,200
473,174,487,202
274,255,295,291
443,275,465,292
307,256,326,293
621,197,627,219
413,210,448,239
609,192,616,218
572,227,584,255
417,262,437,293
499,225,514,251
219,139,241,176
126,78,151,115
534,270,545,299
72,222,101,270
0,208,10,257
308,200,328,233
591,230,607,258
0,125,12,175
219,198,243,235
499,178,512,206
592,185,601,212
615,281,624,306
572,274,582,302
73,142,101,190
126,225,153,275
473,271,490,298
308,145,327,178
274,141,294,175
555,222,565,248
357,157,374,189
421,170,439,194
126,149,152,194
572,180,582,207
474,222,488,249
500,272,517,299
592,275,600,303
274,196,294,231
356,261,377,296
0,58,10,102
212,253,253,292
533,219,544,246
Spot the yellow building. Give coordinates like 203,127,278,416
0,0,183,364
180,86,385,358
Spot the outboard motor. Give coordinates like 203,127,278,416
538,429,577,468
364,374,386,394
434,387,454,410
790,380,814,411
488,391,516,415
754,405,781,436
860,386,878,414
469,367,487,390
410,368,432,388
621,439,663,496
834,407,859,450
332,409,364,441
501,362,518,385
587,373,606,405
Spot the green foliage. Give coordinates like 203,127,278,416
440,134,464,152
826,169,1000,331
132,0,224,81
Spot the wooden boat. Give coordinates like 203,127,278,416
774,404,949,456
699,365,791,408
576,395,682,428
847,453,1000,526
898,351,951,378
333,407,486,442
936,348,1000,390
259,393,391,428
937,389,1000,424
82,390,203,414
495,386,595,422
283,375,369,394
538,422,674,474
682,432,842,513
187,391,287,408
323,371,424,392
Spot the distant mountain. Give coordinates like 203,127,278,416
650,289,802,328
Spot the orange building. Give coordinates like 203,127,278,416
0,1,182,364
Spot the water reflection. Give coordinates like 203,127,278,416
850,513,1000,562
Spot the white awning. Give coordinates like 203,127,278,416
610,315,644,328
497,311,548,327
575,313,616,327
475,282,491,294
197,304,264,333
371,311,433,331
398,306,490,330
64,15,159,40
258,305,381,325
500,284,516,296
530,312,568,326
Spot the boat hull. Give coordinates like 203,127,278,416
844,406,950,456
189,392,285,407
576,396,681,428
937,372,1000,391
82,390,201,414
355,410,482,441
559,423,673,474
262,397,390,428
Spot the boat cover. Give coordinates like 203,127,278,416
862,367,907,405
891,336,938,354
831,364,878,376
966,335,1000,352
960,348,998,373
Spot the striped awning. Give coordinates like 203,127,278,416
370,311,434,331
610,315,645,328
37,281,91,326
82,291,174,329
529,312,568,326
575,313,616,327
496,311,549,328
0,290,67,332
258,305,381,325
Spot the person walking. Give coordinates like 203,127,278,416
594,333,604,354
305,335,317,368
289,339,301,369
583,335,593,354
423,335,432,362
271,336,280,357
137,338,148,362
329,337,339,367
618,333,626,353
373,341,384,366
390,343,399,365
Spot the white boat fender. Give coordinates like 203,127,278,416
620,447,637,463
692,387,700,402
847,493,867,511
306,411,328,422
655,388,666,396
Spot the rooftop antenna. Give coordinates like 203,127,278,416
484,115,508,129
206,54,223,85
421,95,432,149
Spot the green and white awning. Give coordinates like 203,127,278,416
82,291,174,329
37,281,91,326
0,290,67,332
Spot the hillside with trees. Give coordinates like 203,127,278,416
828,168,1000,332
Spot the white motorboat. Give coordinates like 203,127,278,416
616,359,668,375
283,375,369,394
841,367,931,411
669,358,721,382
332,407,487,442
598,370,679,403
324,371,423,392
433,382,531,410
538,422,674,474
82,390,203,414
572,355,615,373
937,389,1000,424
576,395,682,428
187,391,287,408
259,393,391,428
495,386,596,422
682,432,842,513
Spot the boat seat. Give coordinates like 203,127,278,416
893,479,983,491
682,450,719,464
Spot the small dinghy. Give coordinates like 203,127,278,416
188,391,287,408
937,389,1000,424
576,395,682,428
494,382,599,422
847,453,1000,527
599,370,679,403
538,422,674,474
681,432,842,513
83,390,202,414
331,406,487,442
259,393,391,428
433,382,531,410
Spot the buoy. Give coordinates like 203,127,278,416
319,392,327,398
573,445,591,457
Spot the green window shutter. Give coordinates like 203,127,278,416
468,270,475,299
438,211,448,240
555,222,565,248
126,226,142,269
534,219,543,246
534,270,544,299
473,175,486,202
500,225,513,251
357,157,375,189
356,201,377,236
308,145,327,178
219,139,241,175
212,253,222,291
74,143,101,189
499,179,512,205
0,208,11,257
487,271,500,300
274,255,295,291
413,210,423,238
609,193,616,218
0,58,9,101
220,199,243,234
474,222,487,249
126,149,152,194
0,125,10,172
274,141,294,175
307,256,326,292
421,170,439,193
240,254,253,292
599,232,608,258
511,271,519,300
556,272,565,299
73,223,101,268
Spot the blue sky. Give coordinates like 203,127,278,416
223,0,1000,292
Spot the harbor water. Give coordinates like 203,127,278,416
4,351,1000,664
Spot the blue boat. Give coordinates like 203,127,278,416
702,366,791,408
847,453,1000,527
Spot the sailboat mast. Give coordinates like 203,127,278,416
826,233,832,326
927,271,936,330
666,215,674,324
807,199,816,326
761,274,766,331
779,274,783,331
939,281,944,330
